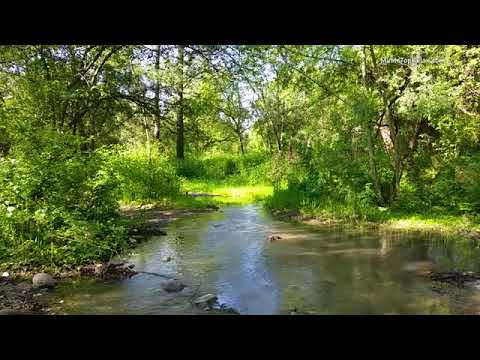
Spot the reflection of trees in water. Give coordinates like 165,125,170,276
131,207,480,314
271,231,459,314
428,239,480,272
213,207,281,314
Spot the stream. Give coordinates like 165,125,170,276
52,205,480,314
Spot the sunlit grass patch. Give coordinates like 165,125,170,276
264,187,480,240
182,179,273,205
383,213,480,236
119,181,273,210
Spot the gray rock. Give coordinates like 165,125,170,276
464,280,480,290
193,294,218,308
161,279,185,293
162,256,172,262
32,273,56,289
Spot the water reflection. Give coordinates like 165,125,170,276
54,205,480,314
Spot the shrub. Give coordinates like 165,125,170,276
104,145,181,203
0,129,127,268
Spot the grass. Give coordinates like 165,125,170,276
264,188,480,241
182,179,273,205
380,212,480,237
119,179,273,211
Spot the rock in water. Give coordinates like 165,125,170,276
161,279,185,293
162,256,172,262
464,280,480,290
268,235,282,242
193,294,218,309
32,273,56,289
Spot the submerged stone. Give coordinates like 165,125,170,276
193,294,218,308
161,279,185,293
32,273,56,289
268,235,282,242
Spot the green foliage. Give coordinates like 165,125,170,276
0,129,127,268
1,44,480,270
105,145,180,203
175,152,271,185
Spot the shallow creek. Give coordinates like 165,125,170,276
52,205,480,315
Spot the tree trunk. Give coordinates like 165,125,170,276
153,45,161,141
239,134,245,155
144,116,152,165
176,45,185,160
361,45,385,206
369,45,403,202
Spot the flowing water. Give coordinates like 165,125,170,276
53,205,480,314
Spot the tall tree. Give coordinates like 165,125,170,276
176,45,185,160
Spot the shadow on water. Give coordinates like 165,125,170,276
53,204,480,314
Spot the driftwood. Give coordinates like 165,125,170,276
430,271,480,287
128,225,167,237
80,262,137,279
137,271,174,279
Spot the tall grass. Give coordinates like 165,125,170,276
264,186,480,239
104,145,181,204
110,149,274,207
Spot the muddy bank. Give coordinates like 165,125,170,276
0,262,138,315
1,261,239,315
0,277,55,315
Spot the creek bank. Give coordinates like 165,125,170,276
0,261,138,315
122,206,219,238
0,276,55,315
269,209,480,243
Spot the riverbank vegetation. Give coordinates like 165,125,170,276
1,45,479,270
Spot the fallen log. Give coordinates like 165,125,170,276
430,271,480,287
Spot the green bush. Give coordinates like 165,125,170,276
105,145,181,203
0,129,127,268
175,158,206,178
174,152,272,185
